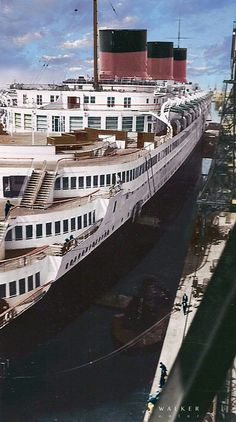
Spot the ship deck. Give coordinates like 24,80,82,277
0,132,47,145
0,132,166,171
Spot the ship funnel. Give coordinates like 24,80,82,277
173,48,187,83
99,29,147,79
147,42,173,80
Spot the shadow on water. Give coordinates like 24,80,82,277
0,142,203,422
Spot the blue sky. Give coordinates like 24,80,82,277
0,0,235,89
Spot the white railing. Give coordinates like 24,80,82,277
0,246,48,272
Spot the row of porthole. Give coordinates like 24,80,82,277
55,137,185,194
64,212,132,271
64,229,112,270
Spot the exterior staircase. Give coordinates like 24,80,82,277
20,170,42,207
34,171,56,207
20,167,56,208
0,222,7,243
0,221,8,259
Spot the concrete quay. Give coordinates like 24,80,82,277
144,212,234,421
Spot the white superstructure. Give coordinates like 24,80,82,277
0,79,197,135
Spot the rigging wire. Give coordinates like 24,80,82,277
109,1,118,16
30,62,49,85
6,309,176,380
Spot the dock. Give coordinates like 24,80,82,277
144,212,234,421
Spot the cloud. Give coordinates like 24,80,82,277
41,54,73,64
85,59,94,65
13,31,43,45
68,67,82,72
122,15,139,25
61,35,92,49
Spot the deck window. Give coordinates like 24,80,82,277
122,171,126,182
71,218,76,231
9,281,16,297
28,275,34,291
63,220,69,233
106,174,111,186
106,117,118,130
93,175,98,187
122,117,133,131
26,225,33,239
90,96,96,104
55,178,61,190
88,117,101,129
88,212,92,225
55,221,61,234
77,216,82,229
78,177,84,189
35,272,40,287
69,116,83,131
52,116,65,132
36,224,43,238
71,177,77,189
100,175,105,187
19,278,26,295
112,173,116,185
46,222,52,236
107,97,115,108
136,116,145,132
0,284,6,299
93,211,95,223
15,226,23,240
15,113,21,128
124,97,131,108
86,176,91,188
126,171,130,182
36,115,47,132
83,214,88,228
24,114,32,130
37,95,42,105
5,230,12,241
3,175,27,198
62,177,69,190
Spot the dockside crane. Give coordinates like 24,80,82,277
197,21,236,216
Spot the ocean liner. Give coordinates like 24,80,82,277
0,1,212,329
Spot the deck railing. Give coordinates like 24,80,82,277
0,218,104,271
0,282,52,330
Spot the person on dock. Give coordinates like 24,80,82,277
159,362,167,388
4,200,14,218
147,391,160,412
160,362,167,376
182,293,188,315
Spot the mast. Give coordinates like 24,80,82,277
177,18,181,48
93,0,99,90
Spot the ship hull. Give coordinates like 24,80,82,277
0,139,203,357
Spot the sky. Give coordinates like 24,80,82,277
0,0,235,89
